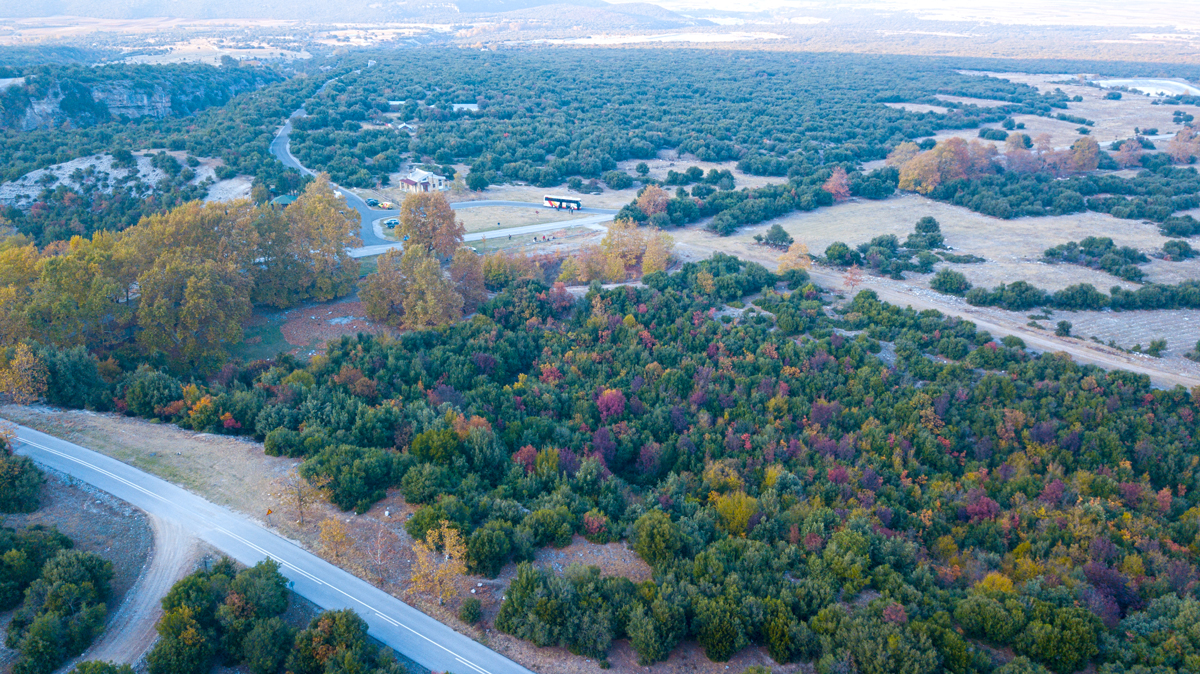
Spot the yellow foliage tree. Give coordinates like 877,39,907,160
0,343,47,405
319,518,351,560
778,241,812,272
399,191,465,258
712,491,759,536
641,231,674,275
409,520,468,605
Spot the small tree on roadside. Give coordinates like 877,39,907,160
319,518,351,560
278,473,330,526
1055,321,1072,337
367,524,397,585
844,264,864,292
410,520,467,605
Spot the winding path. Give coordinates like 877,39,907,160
14,424,533,674
270,108,616,247
80,516,195,664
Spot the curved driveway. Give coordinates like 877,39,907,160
270,113,615,246
14,423,532,674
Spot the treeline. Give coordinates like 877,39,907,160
285,49,1052,188
1043,237,1148,283
134,558,404,674
615,166,898,236
963,278,1200,312
16,247,1200,672
0,175,359,374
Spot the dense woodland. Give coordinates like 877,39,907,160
5,243,1200,672
4,47,1200,674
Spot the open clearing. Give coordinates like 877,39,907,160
704,192,1200,292
0,151,221,207
927,73,1185,150
456,205,591,233
672,194,1200,384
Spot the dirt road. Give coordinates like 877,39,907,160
675,241,1200,390
80,516,198,665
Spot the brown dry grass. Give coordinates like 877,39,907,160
456,205,590,233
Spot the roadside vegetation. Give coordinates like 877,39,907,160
6,230,1200,672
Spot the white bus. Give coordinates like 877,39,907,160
544,195,581,211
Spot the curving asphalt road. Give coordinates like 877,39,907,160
13,423,533,674
269,109,615,247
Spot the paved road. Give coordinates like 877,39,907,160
269,106,616,247
349,213,612,258
13,424,533,674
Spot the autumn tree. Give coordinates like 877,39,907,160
1069,137,1101,173
844,264,864,291
367,525,397,585
136,251,251,374
277,472,330,526
822,167,851,202
778,241,812,272
1115,140,1143,169
642,231,674,275
0,344,47,405
410,520,467,605
450,248,486,314
636,186,670,217
886,141,921,167
360,249,408,325
319,518,351,560
1004,134,1040,174
899,138,997,194
398,192,464,258
1168,127,1198,164
401,247,464,329
283,175,361,302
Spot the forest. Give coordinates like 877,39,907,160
285,49,1058,188
7,237,1200,672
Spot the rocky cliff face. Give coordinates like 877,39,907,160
6,68,276,130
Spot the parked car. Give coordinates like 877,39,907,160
384,218,399,228
366,198,379,207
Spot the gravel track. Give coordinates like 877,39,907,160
80,516,198,665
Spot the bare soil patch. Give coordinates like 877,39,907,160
0,469,153,670
240,296,397,362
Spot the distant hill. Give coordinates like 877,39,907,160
0,0,706,22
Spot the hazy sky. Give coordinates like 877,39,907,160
605,0,1193,29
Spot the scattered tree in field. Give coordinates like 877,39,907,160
844,264,864,291
930,268,971,295
410,520,467,605
636,186,670,217
777,241,812,273
754,224,793,249
1115,140,1143,168
642,232,674,275
399,192,465,258
1168,127,1198,164
319,518,351,560
822,167,851,201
